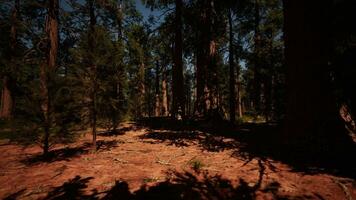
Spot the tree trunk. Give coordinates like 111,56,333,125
253,0,261,114
161,65,168,116
0,0,19,119
283,0,346,149
228,9,236,123
264,38,273,122
111,0,124,132
237,82,243,118
206,0,219,114
88,0,97,151
195,45,207,116
0,77,13,119
195,0,219,118
41,0,59,155
155,60,160,116
172,0,185,119
138,62,146,118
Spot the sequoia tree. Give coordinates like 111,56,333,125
283,0,347,149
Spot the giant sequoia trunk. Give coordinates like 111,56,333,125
195,0,219,118
207,0,218,112
283,0,347,149
41,0,59,155
172,0,185,118
0,0,19,119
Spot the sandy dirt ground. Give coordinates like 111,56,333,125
0,122,355,200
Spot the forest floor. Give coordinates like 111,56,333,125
0,121,355,200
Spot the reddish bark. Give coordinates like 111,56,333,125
40,0,59,155
0,0,19,119
172,0,185,118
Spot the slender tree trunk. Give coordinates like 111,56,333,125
138,62,146,118
88,0,97,151
234,37,243,118
41,0,59,155
172,0,185,119
264,33,274,122
0,0,19,119
253,0,261,114
228,9,236,123
111,0,124,132
237,82,243,117
155,60,160,116
195,46,207,116
161,65,168,116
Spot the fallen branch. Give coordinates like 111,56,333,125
113,158,128,164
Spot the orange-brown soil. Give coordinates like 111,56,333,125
0,122,355,199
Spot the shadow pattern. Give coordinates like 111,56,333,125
43,176,97,200
22,140,120,165
39,171,325,200
137,118,356,179
98,123,144,137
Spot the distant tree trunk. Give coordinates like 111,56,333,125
138,62,146,118
228,9,236,123
155,60,160,116
235,59,243,118
161,65,168,116
0,0,19,119
237,82,243,118
88,0,97,151
0,76,12,119
283,0,346,148
41,0,59,155
195,45,207,116
264,31,274,122
111,0,124,132
172,0,185,119
253,0,261,114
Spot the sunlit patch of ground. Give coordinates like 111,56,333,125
0,122,355,199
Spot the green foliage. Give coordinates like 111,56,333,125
189,159,205,172
0,0,288,149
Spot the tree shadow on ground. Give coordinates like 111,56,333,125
3,189,26,200
43,176,98,200
137,118,356,180
22,140,120,165
139,130,240,152
98,123,144,137
104,171,266,200
95,139,123,152
39,169,324,200
139,130,204,147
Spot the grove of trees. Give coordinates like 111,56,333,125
0,0,355,155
